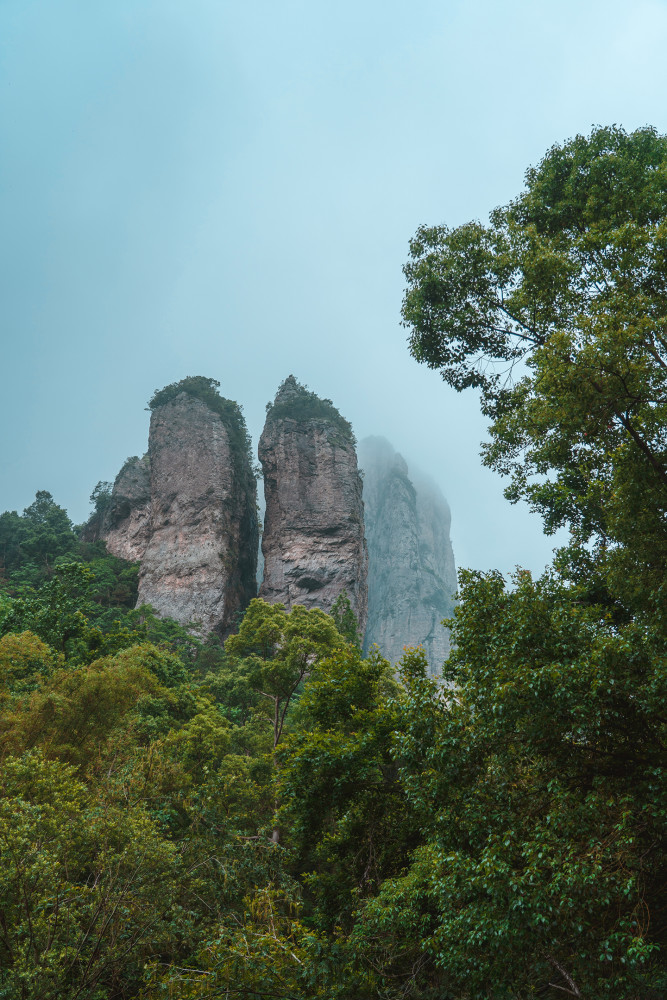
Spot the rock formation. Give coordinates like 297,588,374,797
88,378,258,638
85,454,152,563
258,377,368,633
359,436,456,674
84,377,456,660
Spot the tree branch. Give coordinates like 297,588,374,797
544,953,581,998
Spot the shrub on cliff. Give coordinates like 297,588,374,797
265,375,356,445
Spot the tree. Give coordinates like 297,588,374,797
0,492,78,588
402,125,667,616
1,563,100,660
330,589,362,649
277,645,414,937
0,492,141,626
225,599,345,752
142,885,375,1000
0,510,23,583
0,630,61,697
354,584,666,999
389,125,667,997
89,480,113,517
143,645,407,1000
0,750,182,1000
224,599,345,846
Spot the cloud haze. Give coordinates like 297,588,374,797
2,0,666,577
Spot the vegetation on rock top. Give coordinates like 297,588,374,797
149,375,255,479
265,375,356,445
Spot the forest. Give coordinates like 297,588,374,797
0,125,665,998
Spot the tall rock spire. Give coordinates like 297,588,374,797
87,377,258,637
258,377,368,634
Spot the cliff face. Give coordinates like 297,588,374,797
91,381,258,638
138,391,257,635
87,455,152,563
258,377,368,633
359,436,456,675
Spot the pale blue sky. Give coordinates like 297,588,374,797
2,0,667,576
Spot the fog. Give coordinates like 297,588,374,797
2,0,667,578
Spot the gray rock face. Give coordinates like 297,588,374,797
87,455,152,563
258,377,368,633
91,389,258,638
138,392,257,635
359,436,456,675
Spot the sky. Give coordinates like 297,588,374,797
2,0,667,578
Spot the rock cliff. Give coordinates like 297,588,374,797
90,378,258,637
84,454,152,562
258,377,368,633
359,436,456,674
85,378,455,658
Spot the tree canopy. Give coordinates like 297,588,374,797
404,124,667,619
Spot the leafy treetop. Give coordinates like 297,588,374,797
403,124,667,412
403,124,667,619
0,492,78,586
330,589,361,649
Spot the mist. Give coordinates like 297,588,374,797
3,0,666,578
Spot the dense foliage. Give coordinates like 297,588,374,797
0,548,352,997
0,491,138,610
396,124,667,996
403,124,667,615
1,125,666,997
